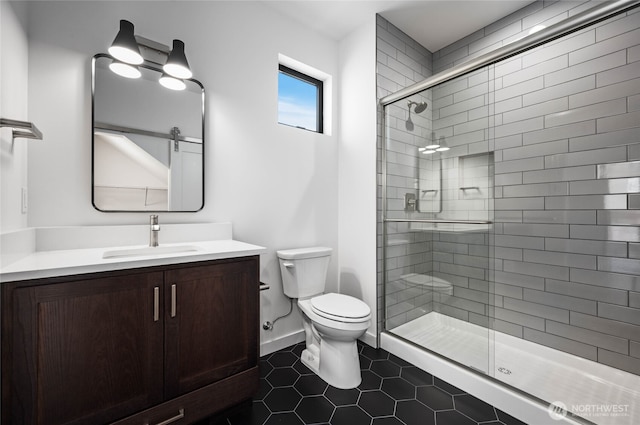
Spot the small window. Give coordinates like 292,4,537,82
278,64,323,133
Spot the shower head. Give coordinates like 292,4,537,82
408,100,428,114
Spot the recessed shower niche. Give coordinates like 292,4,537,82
418,152,494,221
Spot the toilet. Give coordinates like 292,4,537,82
277,247,371,389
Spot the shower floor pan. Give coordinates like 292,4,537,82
389,312,639,425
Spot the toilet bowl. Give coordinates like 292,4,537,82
277,247,371,389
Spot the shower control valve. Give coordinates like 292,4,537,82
404,193,417,212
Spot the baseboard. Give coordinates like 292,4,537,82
359,330,377,348
260,330,305,357
260,329,376,357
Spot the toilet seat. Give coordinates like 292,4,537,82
310,293,371,323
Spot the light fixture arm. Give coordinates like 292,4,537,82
133,35,173,67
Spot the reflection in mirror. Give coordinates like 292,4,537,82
419,156,442,214
92,54,204,212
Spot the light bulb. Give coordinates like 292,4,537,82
109,61,141,79
159,74,186,90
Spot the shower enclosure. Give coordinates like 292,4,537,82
380,1,640,424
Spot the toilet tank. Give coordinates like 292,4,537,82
277,247,332,298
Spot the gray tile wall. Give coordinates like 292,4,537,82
378,1,640,376
430,2,640,375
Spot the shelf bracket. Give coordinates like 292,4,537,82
0,118,43,141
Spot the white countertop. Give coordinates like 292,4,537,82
0,240,265,283
0,223,266,283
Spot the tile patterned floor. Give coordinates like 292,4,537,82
201,342,527,425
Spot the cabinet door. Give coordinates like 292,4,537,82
164,257,259,398
4,272,164,425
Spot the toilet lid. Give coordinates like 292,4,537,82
310,293,371,321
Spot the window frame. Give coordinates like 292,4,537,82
278,64,324,134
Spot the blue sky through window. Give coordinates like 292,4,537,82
278,71,318,131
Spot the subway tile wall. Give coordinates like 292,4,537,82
377,1,640,376
486,5,639,376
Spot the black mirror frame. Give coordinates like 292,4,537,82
91,53,205,213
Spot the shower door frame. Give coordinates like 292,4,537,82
380,0,639,108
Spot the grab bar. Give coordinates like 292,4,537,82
384,219,492,224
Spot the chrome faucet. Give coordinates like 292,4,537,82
149,214,160,247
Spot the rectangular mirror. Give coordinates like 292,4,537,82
92,54,205,212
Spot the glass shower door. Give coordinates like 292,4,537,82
383,65,494,375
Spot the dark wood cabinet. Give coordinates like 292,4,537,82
2,256,260,425
5,272,165,425
164,260,258,399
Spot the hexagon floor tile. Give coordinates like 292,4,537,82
195,342,527,425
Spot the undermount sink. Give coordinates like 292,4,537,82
102,245,202,259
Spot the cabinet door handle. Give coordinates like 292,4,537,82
171,284,177,318
145,408,185,425
153,286,160,322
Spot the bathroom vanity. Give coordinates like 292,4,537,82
0,224,265,425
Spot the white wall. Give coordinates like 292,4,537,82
23,1,341,352
0,1,29,233
338,19,378,346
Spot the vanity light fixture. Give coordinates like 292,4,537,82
435,136,450,152
108,60,142,79
108,20,144,65
107,20,193,91
421,133,449,154
163,40,192,79
159,73,187,91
